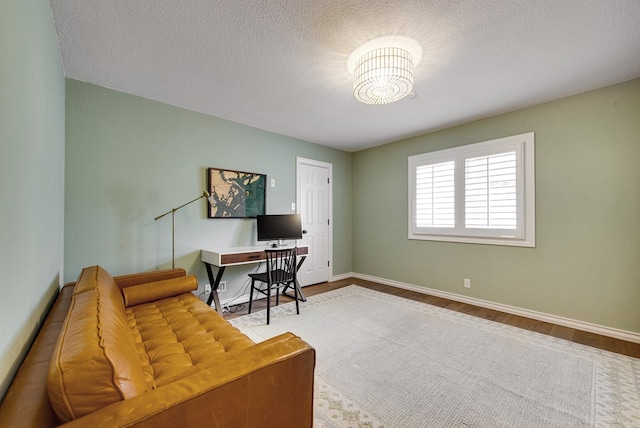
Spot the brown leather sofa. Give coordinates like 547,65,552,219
0,265,315,427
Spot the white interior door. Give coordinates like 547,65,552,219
297,158,331,286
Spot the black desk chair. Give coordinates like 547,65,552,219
248,247,300,324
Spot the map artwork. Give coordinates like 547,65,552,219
207,168,266,218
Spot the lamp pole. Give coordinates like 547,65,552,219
154,191,212,268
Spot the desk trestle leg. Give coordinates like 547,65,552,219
205,263,225,313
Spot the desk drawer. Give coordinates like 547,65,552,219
222,251,265,265
204,246,309,266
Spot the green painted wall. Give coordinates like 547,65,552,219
353,79,640,333
65,80,352,300
0,0,65,397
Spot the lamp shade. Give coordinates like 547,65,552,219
353,47,414,105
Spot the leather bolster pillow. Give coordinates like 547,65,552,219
123,275,198,307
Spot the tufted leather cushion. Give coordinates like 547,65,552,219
47,266,148,422
127,292,254,389
123,275,197,307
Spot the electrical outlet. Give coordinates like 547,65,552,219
464,278,471,289
204,283,212,294
218,281,226,293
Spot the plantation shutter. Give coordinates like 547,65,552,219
415,161,455,228
464,151,517,229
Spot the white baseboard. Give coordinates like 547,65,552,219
220,293,251,308
352,273,640,345
330,272,354,282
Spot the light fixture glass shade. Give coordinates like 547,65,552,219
353,47,414,105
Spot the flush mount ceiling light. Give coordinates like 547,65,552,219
348,36,422,105
353,47,414,105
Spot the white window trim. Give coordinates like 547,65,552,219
408,132,535,247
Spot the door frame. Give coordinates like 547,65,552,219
296,157,333,284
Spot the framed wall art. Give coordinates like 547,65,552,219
207,167,266,218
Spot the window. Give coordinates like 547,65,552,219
409,133,535,247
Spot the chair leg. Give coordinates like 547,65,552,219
248,279,255,314
293,281,300,315
266,281,271,325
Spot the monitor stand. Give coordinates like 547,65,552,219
270,239,289,248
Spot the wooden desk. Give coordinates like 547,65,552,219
201,245,308,313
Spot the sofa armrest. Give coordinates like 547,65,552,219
60,333,315,428
113,268,186,290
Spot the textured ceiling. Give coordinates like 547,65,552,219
50,0,640,152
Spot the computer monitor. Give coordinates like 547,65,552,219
257,214,302,246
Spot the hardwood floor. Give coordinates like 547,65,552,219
223,277,640,359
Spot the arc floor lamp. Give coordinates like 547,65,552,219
154,191,213,268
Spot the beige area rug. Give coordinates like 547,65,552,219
230,285,640,427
